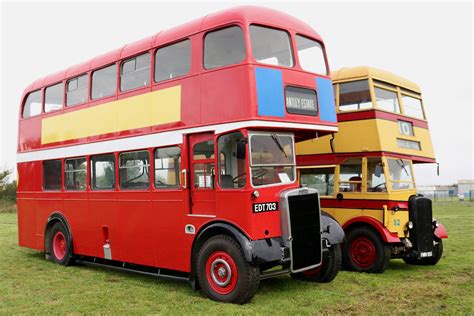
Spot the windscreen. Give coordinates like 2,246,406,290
250,134,295,186
387,158,415,190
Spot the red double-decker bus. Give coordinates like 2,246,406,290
16,6,344,303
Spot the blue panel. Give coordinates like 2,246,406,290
316,77,337,122
255,68,285,117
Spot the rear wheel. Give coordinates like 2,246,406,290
291,243,341,283
343,226,390,273
403,239,443,266
196,235,259,304
46,222,74,266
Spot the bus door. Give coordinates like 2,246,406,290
189,133,216,215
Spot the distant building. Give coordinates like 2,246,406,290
417,180,473,199
458,180,474,197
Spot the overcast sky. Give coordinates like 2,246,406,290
1,1,473,185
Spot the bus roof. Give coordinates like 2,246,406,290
23,5,322,93
331,66,421,93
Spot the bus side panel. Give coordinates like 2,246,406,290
115,191,155,267
151,190,188,272
200,65,253,124
88,192,119,258
35,191,64,249
63,191,90,256
17,162,40,250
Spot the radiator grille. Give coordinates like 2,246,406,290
288,193,322,271
409,195,433,253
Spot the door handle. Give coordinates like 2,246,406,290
181,169,187,189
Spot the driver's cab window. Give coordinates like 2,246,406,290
218,132,246,189
367,157,387,192
193,139,214,189
339,158,362,192
300,167,334,196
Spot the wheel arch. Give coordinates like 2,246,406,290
342,216,400,243
190,221,252,291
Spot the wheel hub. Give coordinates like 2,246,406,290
210,258,232,286
205,251,238,295
350,237,376,268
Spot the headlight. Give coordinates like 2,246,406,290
407,221,414,229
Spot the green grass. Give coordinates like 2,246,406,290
1,202,473,314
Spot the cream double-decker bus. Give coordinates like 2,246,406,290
296,66,447,273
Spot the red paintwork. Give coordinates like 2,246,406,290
17,6,336,274
53,231,66,260
342,217,400,243
297,152,436,166
434,223,448,239
321,198,409,211
206,251,238,295
337,109,429,129
349,236,376,268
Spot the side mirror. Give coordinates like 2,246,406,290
236,141,246,160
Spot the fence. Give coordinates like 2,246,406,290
417,190,474,202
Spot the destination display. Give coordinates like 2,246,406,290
285,86,318,116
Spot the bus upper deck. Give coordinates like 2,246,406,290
18,5,337,158
297,66,435,165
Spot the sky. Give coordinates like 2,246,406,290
1,1,473,185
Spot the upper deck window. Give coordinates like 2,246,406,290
402,93,425,119
374,87,401,114
296,35,327,75
67,74,88,106
155,40,191,82
22,90,42,118
250,25,293,67
45,83,63,113
120,53,150,91
92,64,117,100
338,80,372,112
204,26,245,69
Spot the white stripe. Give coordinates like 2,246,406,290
17,120,337,163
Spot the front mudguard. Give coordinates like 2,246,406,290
434,222,448,239
321,212,345,247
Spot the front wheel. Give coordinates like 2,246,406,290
196,235,260,304
291,243,341,283
343,226,390,273
403,239,444,266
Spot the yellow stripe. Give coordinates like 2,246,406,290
41,86,181,144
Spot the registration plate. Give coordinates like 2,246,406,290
419,251,433,258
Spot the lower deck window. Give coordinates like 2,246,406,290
43,160,62,190
65,158,87,191
339,158,362,192
119,151,150,190
91,154,115,190
154,146,181,188
300,167,334,196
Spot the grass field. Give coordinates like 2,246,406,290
1,201,473,314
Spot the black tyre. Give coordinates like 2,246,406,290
403,239,443,266
196,235,260,304
291,243,342,283
342,226,390,273
46,222,74,266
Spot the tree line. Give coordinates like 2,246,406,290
0,169,16,202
